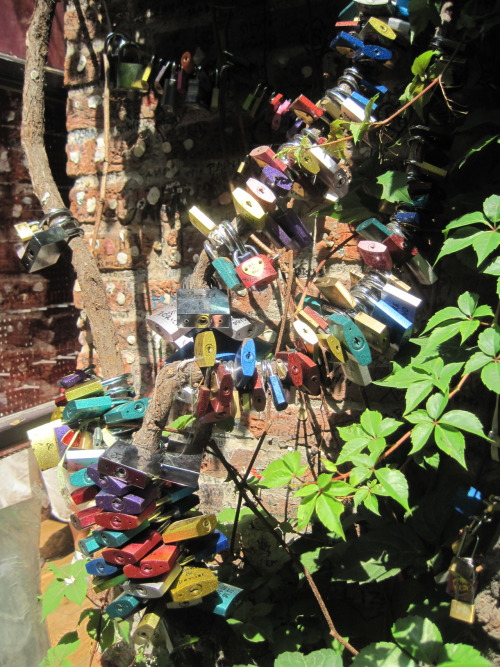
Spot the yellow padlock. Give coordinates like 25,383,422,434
169,566,218,603
353,312,391,354
315,277,357,310
188,206,217,236
231,188,266,230
162,515,217,543
449,599,475,624
65,378,104,401
317,332,346,362
194,331,216,368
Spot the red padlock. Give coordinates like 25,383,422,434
358,240,393,270
123,544,180,579
233,245,278,291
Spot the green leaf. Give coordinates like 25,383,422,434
353,487,370,508
165,414,195,431
351,641,417,666
316,473,333,489
40,632,80,667
378,418,403,438
274,648,343,667
439,410,488,438
321,458,337,473
405,380,434,413
426,392,448,420
376,171,413,204
459,319,480,344
410,422,435,454
465,351,492,374
482,361,500,392
406,409,432,425
99,616,116,651
436,642,490,666
443,212,488,232
473,304,494,318
330,481,356,496
426,322,463,347
351,453,376,467
294,484,319,498
483,194,500,223
260,451,307,488
434,425,466,468
41,579,66,621
315,495,345,539
115,620,131,644
296,494,317,532
392,615,442,663
360,410,383,436
374,468,410,511
337,437,372,464
435,231,482,262
457,292,479,317
411,50,438,76
458,135,500,168
350,467,372,486
483,255,500,276
337,423,365,442
478,325,500,356
472,231,500,265
363,492,380,515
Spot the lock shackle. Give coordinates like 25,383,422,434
221,221,245,255
233,244,258,266
116,40,142,63
203,240,217,261
102,373,133,388
105,32,129,56
41,208,74,228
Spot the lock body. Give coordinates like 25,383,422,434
124,544,180,578
162,515,217,543
102,529,163,565
176,289,231,329
233,246,278,291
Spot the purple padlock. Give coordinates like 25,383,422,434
261,166,293,197
86,463,140,497
58,366,95,389
274,210,313,249
95,485,159,515
265,215,297,249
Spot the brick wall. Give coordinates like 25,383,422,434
64,0,375,510
0,86,79,416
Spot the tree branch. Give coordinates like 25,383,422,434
21,0,124,378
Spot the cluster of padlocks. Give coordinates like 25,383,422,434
37,365,243,635
22,0,471,641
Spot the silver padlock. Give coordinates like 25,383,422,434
146,304,192,343
228,309,266,341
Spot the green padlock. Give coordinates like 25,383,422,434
62,396,113,424
116,41,145,90
104,398,151,424
327,312,372,366
204,241,245,293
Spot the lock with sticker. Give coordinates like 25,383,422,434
233,245,278,291
168,566,219,603
176,288,231,329
351,284,413,346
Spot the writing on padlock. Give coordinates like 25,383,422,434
233,245,278,291
176,288,231,329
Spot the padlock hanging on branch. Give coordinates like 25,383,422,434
105,33,147,91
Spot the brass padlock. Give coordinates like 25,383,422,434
115,40,145,90
168,566,218,603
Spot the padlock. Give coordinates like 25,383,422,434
71,485,99,506
58,366,96,389
92,572,127,594
210,363,234,410
106,592,142,619
204,241,246,293
271,98,291,131
290,95,325,124
232,338,257,389
379,283,421,322
65,448,105,472
62,396,113,424
98,440,157,488
307,146,350,200
228,309,266,341
64,378,104,402
231,188,267,229
352,311,391,353
99,520,151,548
275,352,303,387
233,245,278,291
330,31,365,56
358,240,393,270
70,467,95,487
272,210,313,249
194,331,217,368
297,306,330,333
264,215,296,249
261,166,294,197
184,530,229,563
245,178,277,213
343,355,372,386
294,353,321,395
292,320,319,355
195,385,211,419
86,558,119,577
115,41,145,90
159,449,204,489
79,531,104,557
146,304,193,343
95,502,156,531
124,544,180,578
249,84,269,118
162,515,217,543
328,312,372,366
351,285,413,346
86,463,142,496
131,611,170,647
250,370,266,412
161,62,180,117
104,398,151,425
356,218,392,241
70,505,103,531
242,83,262,112
176,288,231,329
169,566,218,603
201,582,244,617
449,599,475,624
124,564,183,599
317,332,346,362
102,529,163,566
96,485,159,515
249,146,288,173
352,43,393,65
315,277,357,310
262,360,288,411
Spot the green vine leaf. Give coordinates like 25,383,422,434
259,451,308,488
439,410,489,438
411,50,438,76
376,171,413,204
274,648,343,667
435,642,491,666
40,632,80,667
314,494,345,539
296,494,316,532
351,641,417,666
40,579,66,621
458,135,500,169
483,194,500,223
434,425,466,467
374,468,410,511
391,615,442,664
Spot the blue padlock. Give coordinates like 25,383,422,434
351,90,377,110
99,520,151,548
70,467,94,487
262,360,288,411
201,582,244,617
360,78,388,99
353,44,393,63
86,557,119,577
352,286,413,346
106,592,142,619
453,486,483,518
232,338,256,389
104,398,151,425
356,218,392,242
330,31,364,53
78,531,104,557
187,530,229,562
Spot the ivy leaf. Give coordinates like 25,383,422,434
353,487,370,508
459,319,480,343
426,392,448,420
411,50,438,76
260,452,307,488
296,494,317,532
426,322,463,347
360,410,383,436
434,425,466,468
337,423,365,442
294,484,320,498
410,422,435,454
421,306,464,334
483,194,500,223
363,493,380,515
41,579,66,621
376,171,413,204
439,410,489,438
351,453,376,467
99,616,116,651
274,648,343,667
483,256,500,276
350,467,372,486
443,211,489,231
316,473,333,490
330,481,356,496
315,494,345,539
482,362,500,393
459,135,500,169
349,94,379,144
115,620,131,644
478,325,500,356
392,615,442,664
465,351,492,374
435,230,482,262
40,632,80,667
405,380,434,414
457,292,479,317
374,468,410,511
337,437,372,464
436,642,491,666
472,231,500,265
378,417,403,438
351,641,417,666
